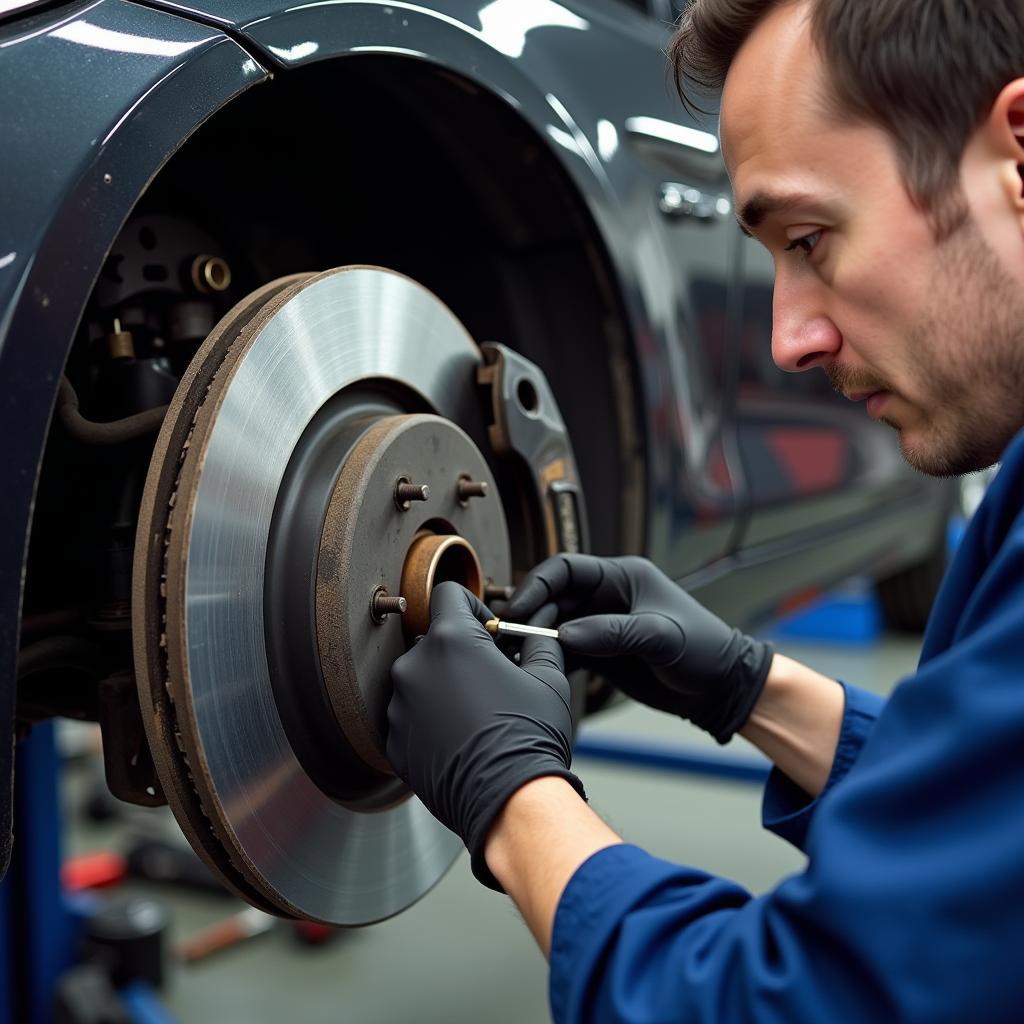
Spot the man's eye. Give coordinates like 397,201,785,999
784,230,823,259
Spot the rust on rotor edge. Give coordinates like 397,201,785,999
132,272,317,918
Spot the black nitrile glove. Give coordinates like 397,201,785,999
387,581,585,891
505,554,773,744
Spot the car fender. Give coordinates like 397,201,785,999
0,0,267,875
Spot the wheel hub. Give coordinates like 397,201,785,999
313,412,508,778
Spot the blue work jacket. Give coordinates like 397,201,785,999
550,430,1024,1023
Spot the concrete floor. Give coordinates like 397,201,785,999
62,632,921,1024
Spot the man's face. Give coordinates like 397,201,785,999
720,2,1024,476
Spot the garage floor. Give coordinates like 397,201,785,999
61,632,921,1024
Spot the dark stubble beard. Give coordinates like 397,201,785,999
829,218,1024,478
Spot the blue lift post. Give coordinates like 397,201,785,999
1,722,77,1024
0,723,176,1024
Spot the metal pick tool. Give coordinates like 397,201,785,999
484,618,560,640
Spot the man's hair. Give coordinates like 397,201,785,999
669,0,1024,237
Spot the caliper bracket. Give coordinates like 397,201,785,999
478,343,588,560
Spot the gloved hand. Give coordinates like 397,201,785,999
505,554,773,744
387,581,585,891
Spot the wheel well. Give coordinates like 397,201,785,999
137,55,646,555
20,56,647,727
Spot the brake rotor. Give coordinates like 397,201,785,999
133,266,513,924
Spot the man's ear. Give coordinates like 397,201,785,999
985,79,1024,212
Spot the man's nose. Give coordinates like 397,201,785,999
770,283,841,372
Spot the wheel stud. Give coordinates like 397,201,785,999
394,479,430,510
371,587,408,624
484,584,514,603
457,477,488,502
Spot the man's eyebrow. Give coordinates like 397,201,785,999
736,191,828,236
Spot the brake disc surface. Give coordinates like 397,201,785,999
133,266,507,924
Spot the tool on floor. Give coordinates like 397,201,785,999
62,850,128,891
178,906,275,964
484,619,560,640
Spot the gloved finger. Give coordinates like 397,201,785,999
389,643,421,696
519,602,565,679
527,601,559,629
428,581,494,631
505,554,609,621
559,611,687,667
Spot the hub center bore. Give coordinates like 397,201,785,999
400,533,485,638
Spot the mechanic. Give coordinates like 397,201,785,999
386,1,1024,1020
